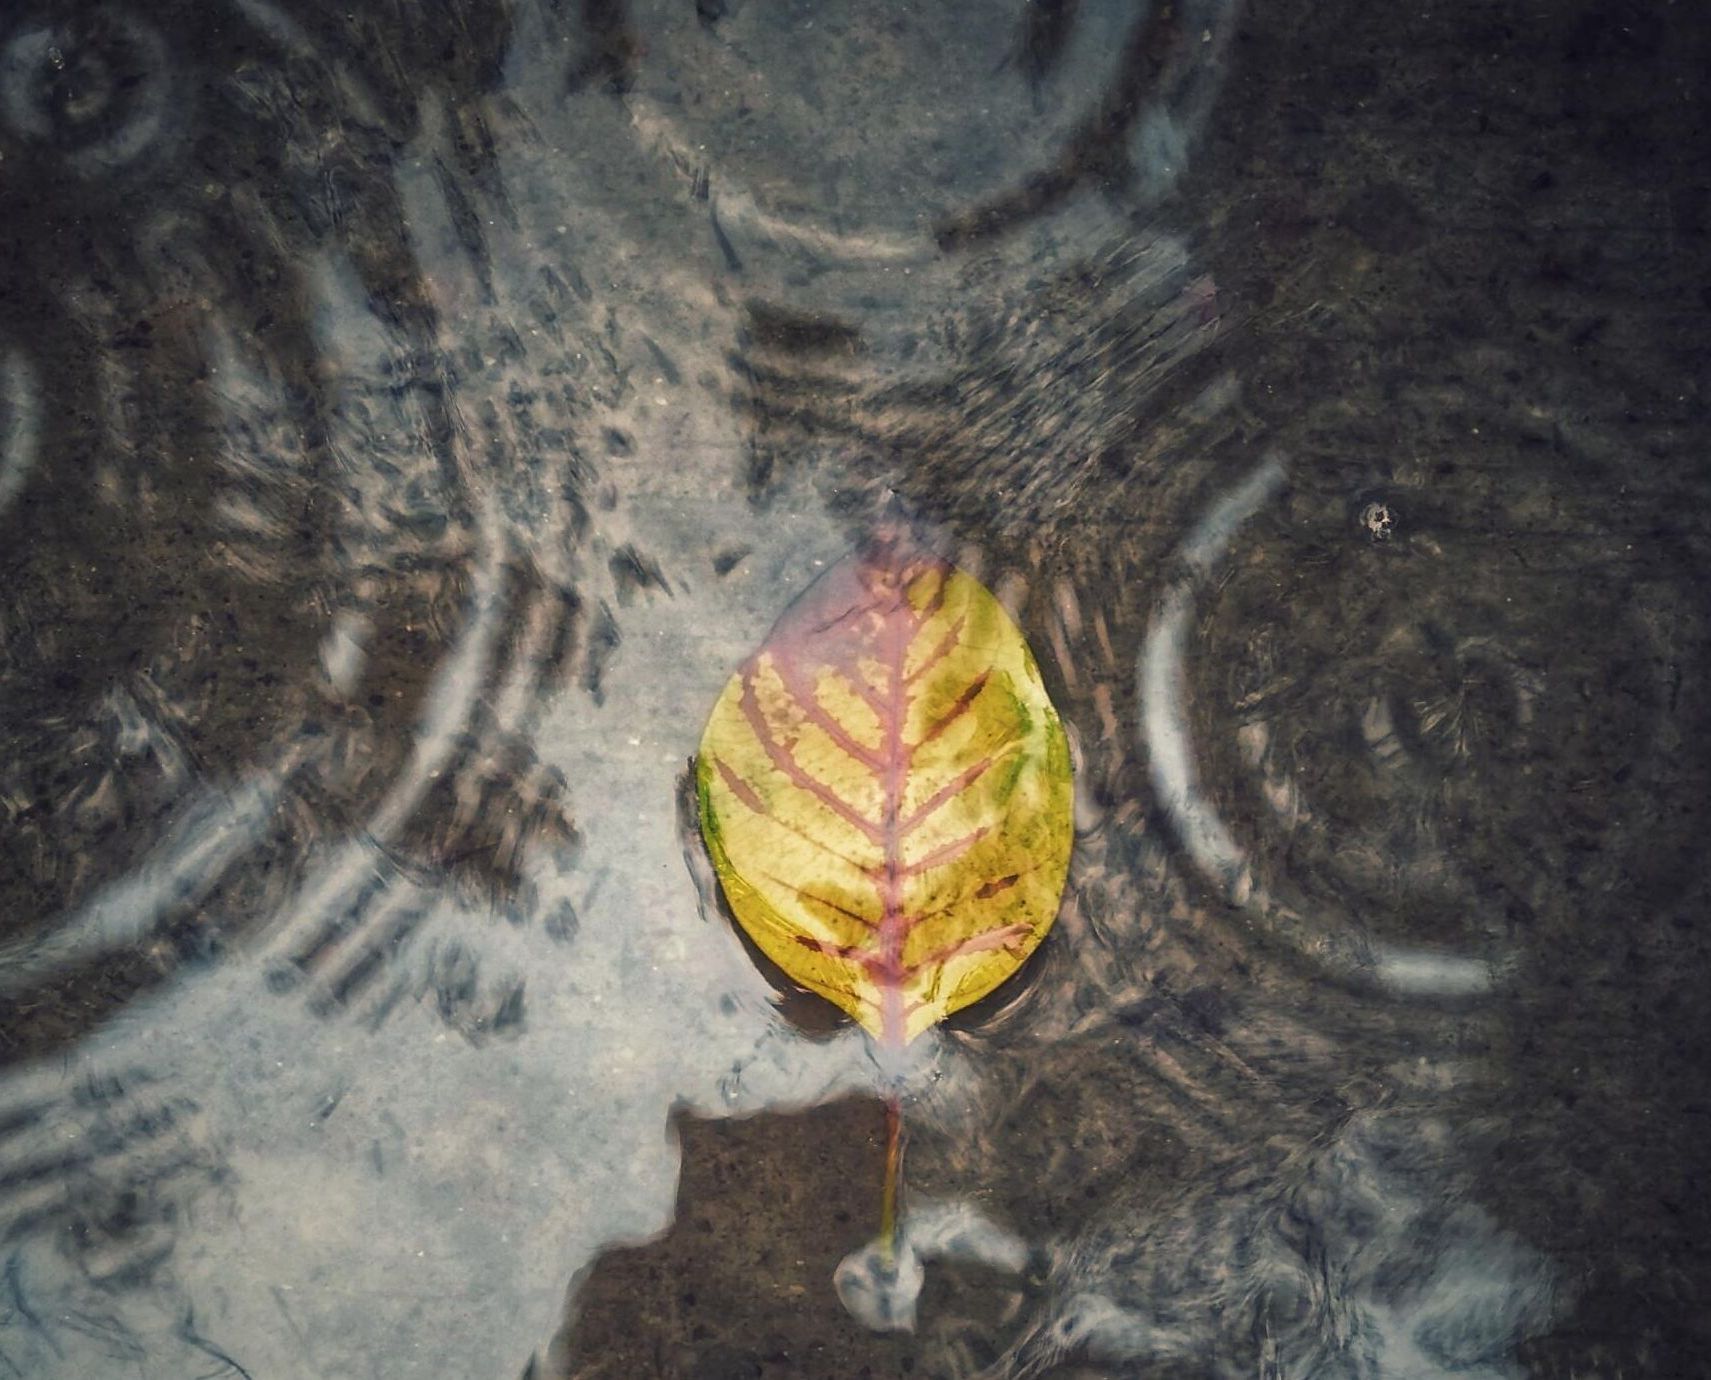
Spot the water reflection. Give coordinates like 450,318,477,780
1000,1113,1559,1380
2,0,1706,1377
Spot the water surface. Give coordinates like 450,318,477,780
1,2,1707,1377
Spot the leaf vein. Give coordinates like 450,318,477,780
898,753,997,837
904,922,1032,977
772,657,886,774
713,757,879,877
739,668,884,844
904,614,965,687
902,826,990,877
911,671,990,754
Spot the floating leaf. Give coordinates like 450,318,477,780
697,538,1073,1052
697,537,1073,1283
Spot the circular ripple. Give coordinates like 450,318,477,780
622,0,1241,268
0,7,175,176
1144,449,1702,994
0,0,589,1059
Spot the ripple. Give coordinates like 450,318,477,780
0,7,175,177
1141,453,1287,909
0,1,575,1056
0,343,40,516
616,0,1242,327
1140,439,1698,1007
1141,453,1509,998
623,0,1135,247
989,1111,1560,1380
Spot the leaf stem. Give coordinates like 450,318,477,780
879,1092,904,1262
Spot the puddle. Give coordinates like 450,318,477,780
2,1,1708,1378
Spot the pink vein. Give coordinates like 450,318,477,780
773,658,885,773
908,568,949,628
904,922,1031,977
714,757,766,814
904,614,965,686
900,825,990,877
739,670,883,844
913,670,989,751
831,667,892,725
714,757,877,875
876,577,911,1045
898,755,996,837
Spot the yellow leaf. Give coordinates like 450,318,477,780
697,539,1073,1048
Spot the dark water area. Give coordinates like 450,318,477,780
1,1,1708,1377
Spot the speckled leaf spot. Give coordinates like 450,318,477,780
696,539,1073,1048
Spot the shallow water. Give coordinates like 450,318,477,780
1,2,1707,1377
